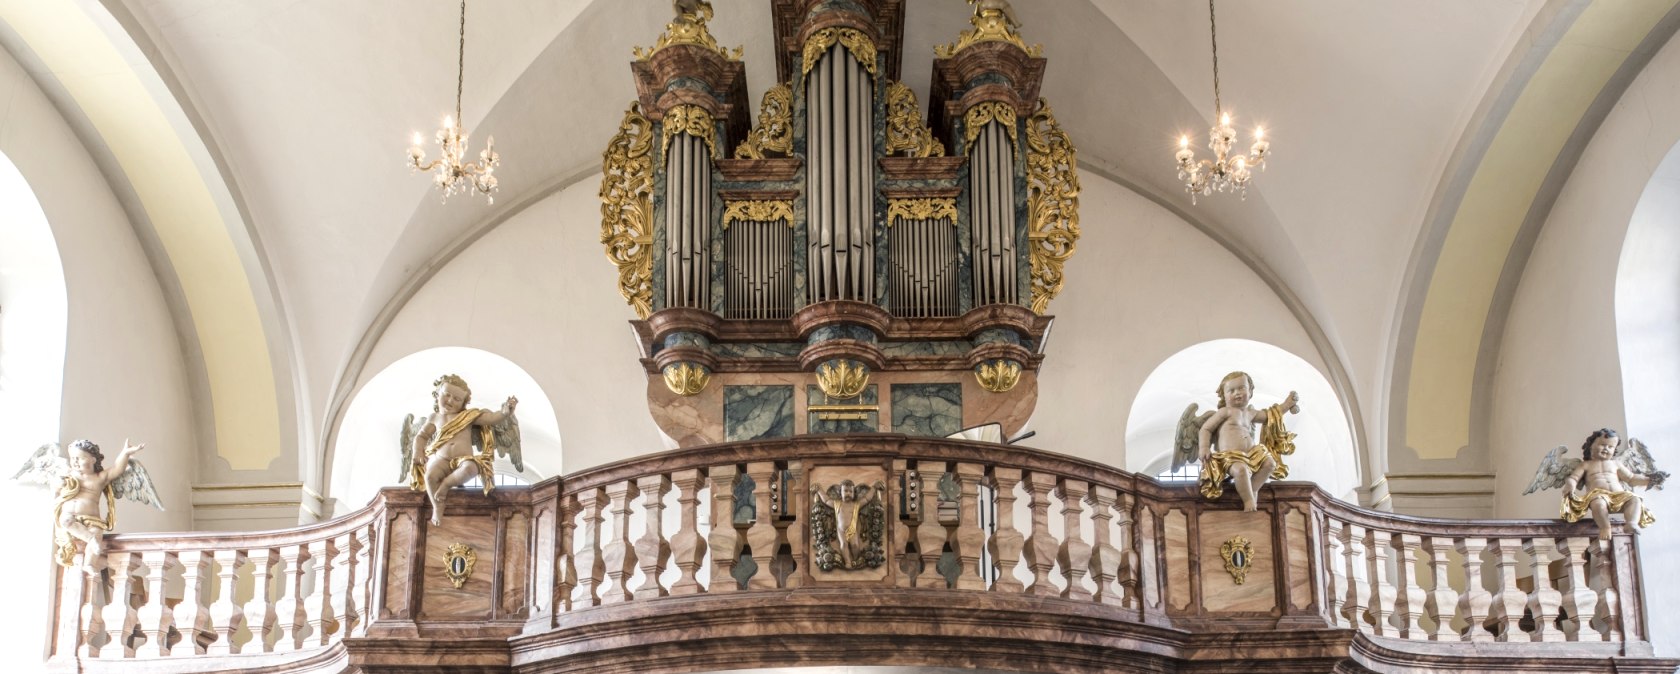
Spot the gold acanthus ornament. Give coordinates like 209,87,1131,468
662,362,711,397
884,81,945,158
964,102,1019,157
734,84,793,159
886,198,957,225
934,0,1042,59
598,103,657,319
1220,536,1254,585
661,104,720,160
723,200,794,229
1024,99,1080,315
816,360,870,400
632,0,743,62
801,28,878,78
975,360,1022,393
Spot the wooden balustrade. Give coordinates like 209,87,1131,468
46,434,1664,673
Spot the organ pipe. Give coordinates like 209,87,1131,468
665,134,712,309
806,44,874,303
970,122,1016,306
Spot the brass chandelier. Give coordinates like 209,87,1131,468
408,0,500,203
1174,0,1269,204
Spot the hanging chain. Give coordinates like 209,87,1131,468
455,0,466,125
1208,0,1221,118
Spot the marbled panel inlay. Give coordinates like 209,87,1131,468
421,515,497,620
1165,509,1190,611
1199,510,1276,614
1286,507,1311,611
891,383,962,437
724,385,795,441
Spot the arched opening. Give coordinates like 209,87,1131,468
0,149,68,661
1126,338,1359,501
331,346,561,515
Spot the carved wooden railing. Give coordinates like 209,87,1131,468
46,435,1673,674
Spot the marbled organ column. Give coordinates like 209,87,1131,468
664,115,714,309
967,105,1017,306
806,43,875,303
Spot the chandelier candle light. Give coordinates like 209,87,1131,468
1175,0,1269,203
408,0,499,203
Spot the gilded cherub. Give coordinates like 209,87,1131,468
811,479,886,571
1526,428,1666,541
400,374,523,525
1173,372,1300,512
13,439,163,567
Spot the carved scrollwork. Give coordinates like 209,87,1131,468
734,84,794,159
1221,536,1254,585
884,81,945,158
598,102,657,318
722,200,794,229
632,1,743,62
1024,99,1080,315
801,28,877,78
662,362,711,396
661,104,720,160
815,359,869,400
934,2,1042,59
886,198,957,225
963,102,1018,156
975,359,1022,393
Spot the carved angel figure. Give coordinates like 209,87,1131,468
811,479,886,571
1172,371,1300,512
1525,428,1666,540
400,374,522,525
13,439,163,567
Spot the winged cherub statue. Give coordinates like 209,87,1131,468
1172,371,1300,512
13,439,163,567
1526,428,1666,541
400,374,522,525
811,479,887,571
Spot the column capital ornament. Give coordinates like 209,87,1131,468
801,28,877,78
723,200,794,230
661,104,720,160
886,198,957,225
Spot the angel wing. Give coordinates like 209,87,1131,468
399,413,426,482
1172,404,1215,472
12,443,69,486
110,459,165,510
492,413,523,473
1523,445,1581,495
1617,438,1668,488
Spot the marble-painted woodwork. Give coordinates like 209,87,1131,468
891,383,962,436
1199,510,1276,613
1165,508,1190,611
421,515,497,620
501,512,529,616
807,384,878,434
381,511,415,619
1286,507,1312,611
725,385,795,441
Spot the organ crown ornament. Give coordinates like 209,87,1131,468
598,0,1077,447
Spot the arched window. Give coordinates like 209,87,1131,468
331,346,562,515
1125,339,1359,500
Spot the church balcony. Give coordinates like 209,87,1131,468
44,435,1676,674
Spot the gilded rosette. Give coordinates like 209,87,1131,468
801,28,878,78
886,198,957,225
734,84,794,159
816,359,870,399
1024,99,1080,314
934,7,1042,59
963,102,1018,155
723,200,794,229
884,81,945,158
975,359,1022,393
598,103,657,318
661,104,720,160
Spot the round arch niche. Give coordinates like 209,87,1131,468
1125,338,1358,501
331,346,561,514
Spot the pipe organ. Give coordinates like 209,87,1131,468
600,0,1080,446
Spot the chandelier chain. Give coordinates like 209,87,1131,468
1209,0,1221,117
456,0,466,124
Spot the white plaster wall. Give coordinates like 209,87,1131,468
0,41,197,661
1489,29,1680,655
1031,173,1330,468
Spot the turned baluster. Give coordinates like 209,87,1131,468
1056,478,1093,601
1423,536,1460,640
206,549,247,655
354,524,375,635
1392,533,1427,639
1087,485,1123,606
273,544,310,651
950,463,987,591
136,550,176,657
242,548,279,652
329,532,358,641
1455,537,1493,642
1556,537,1600,641
1589,540,1621,641
633,474,672,599
744,462,780,590
1525,537,1563,642
52,562,88,658
1364,528,1397,636
778,460,805,590
1487,538,1527,641
668,469,706,595
986,467,1024,592
1323,518,1348,628
1021,471,1059,596
918,466,955,588
572,487,607,606
1341,523,1370,632
705,467,741,593
558,494,580,609
302,539,331,647
600,479,640,602
101,551,141,658
79,559,109,658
